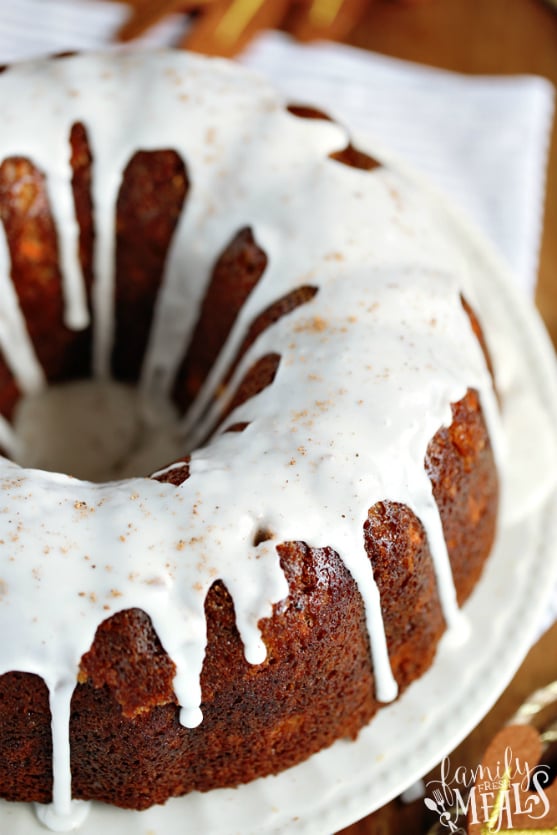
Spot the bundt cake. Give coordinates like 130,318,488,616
0,50,500,830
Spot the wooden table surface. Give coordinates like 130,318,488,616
332,1,557,832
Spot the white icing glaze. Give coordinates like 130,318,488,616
0,223,45,395
47,166,90,332
0,51,500,829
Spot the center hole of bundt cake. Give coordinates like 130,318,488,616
11,379,186,482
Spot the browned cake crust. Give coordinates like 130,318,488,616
0,120,498,810
0,389,496,808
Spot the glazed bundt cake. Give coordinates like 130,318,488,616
0,50,499,829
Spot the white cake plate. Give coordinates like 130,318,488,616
2,154,557,835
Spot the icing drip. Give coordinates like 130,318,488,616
90,157,119,378
34,681,91,832
0,223,45,395
47,166,90,332
0,51,500,828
